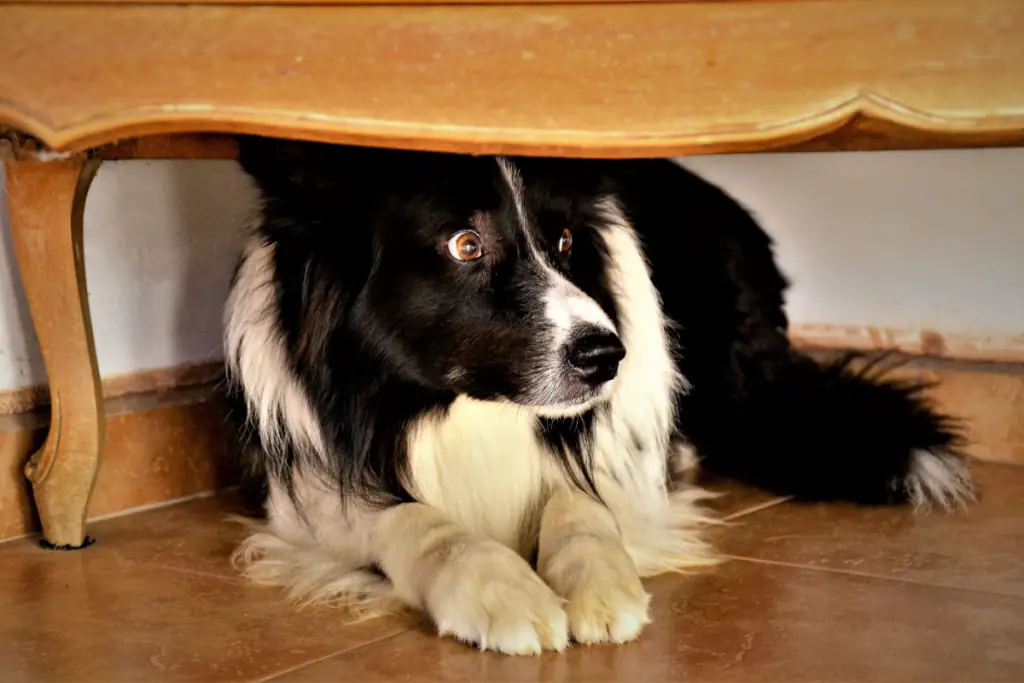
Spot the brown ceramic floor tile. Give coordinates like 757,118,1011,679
1,492,252,581
3,475,784,584
270,559,1024,683
719,461,1024,597
696,473,791,520
4,460,1021,682
8,477,781,583
0,537,415,682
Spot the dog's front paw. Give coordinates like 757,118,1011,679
565,563,651,644
427,540,569,655
544,540,652,645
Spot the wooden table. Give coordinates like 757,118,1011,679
2,0,1023,549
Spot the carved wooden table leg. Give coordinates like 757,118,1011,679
4,153,105,550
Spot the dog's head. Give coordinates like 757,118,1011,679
241,140,625,416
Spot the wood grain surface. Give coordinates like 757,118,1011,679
1,1,1022,156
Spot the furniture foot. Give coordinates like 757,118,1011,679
4,153,104,550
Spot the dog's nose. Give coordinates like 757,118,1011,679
567,329,625,385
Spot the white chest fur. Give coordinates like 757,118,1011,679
406,397,563,556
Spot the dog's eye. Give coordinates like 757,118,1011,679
447,230,484,262
557,229,573,255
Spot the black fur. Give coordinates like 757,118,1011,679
229,137,970,513
581,158,969,504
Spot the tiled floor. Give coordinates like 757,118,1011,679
2,463,1022,682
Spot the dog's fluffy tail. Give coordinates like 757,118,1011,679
692,351,975,510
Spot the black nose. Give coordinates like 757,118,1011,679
566,329,625,385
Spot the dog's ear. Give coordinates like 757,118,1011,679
236,135,397,204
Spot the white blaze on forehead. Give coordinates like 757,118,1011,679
544,281,615,334
496,156,543,258
496,156,528,230
496,156,616,336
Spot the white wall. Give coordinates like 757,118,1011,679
676,149,1024,336
1,148,1023,391
0,160,257,390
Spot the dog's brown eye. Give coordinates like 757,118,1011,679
447,230,483,262
558,229,573,255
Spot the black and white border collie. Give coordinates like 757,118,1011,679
223,137,975,655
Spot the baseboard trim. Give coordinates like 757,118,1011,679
790,323,1024,364
0,381,237,541
0,360,224,417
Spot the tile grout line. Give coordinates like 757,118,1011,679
720,496,794,522
123,558,246,585
255,628,413,682
723,554,1024,601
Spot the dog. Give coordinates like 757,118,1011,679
223,137,975,655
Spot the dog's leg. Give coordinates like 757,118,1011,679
372,502,569,655
537,488,652,644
